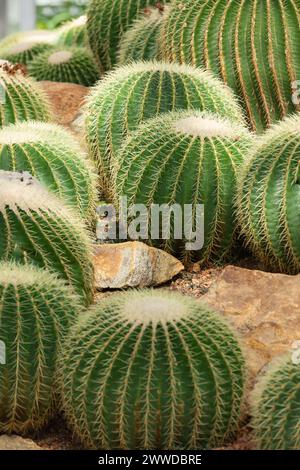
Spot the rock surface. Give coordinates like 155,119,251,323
202,265,300,377
0,435,43,450
94,242,184,289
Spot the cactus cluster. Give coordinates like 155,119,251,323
61,290,246,450
114,111,252,262
29,47,99,86
237,114,300,274
85,61,244,193
86,0,169,72
56,15,88,48
161,0,300,132
0,121,97,221
118,7,166,65
0,262,80,434
0,171,94,306
251,356,300,450
1,41,53,66
0,63,52,127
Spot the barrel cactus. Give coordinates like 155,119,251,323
161,0,300,133
0,262,81,434
118,6,166,65
29,47,99,87
0,63,52,127
251,355,300,449
86,0,169,72
1,41,53,66
0,30,56,57
237,114,300,274
61,289,246,449
0,121,97,221
56,15,88,47
114,111,252,263
0,171,94,305
85,61,244,193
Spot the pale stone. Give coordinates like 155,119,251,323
0,435,42,450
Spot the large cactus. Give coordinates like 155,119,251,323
251,355,300,450
29,47,99,87
2,41,53,66
237,114,300,274
85,61,244,194
0,262,81,434
0,63,52,127
86,0,169,72
161,0,300,133
56,16,88,48
118,7,166,65
0,121,97,221
61,289,246,450
0,171,94,305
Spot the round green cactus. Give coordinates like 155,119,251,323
1,41,53,66
0,262,81,434
118,7,166,65
85,61,244,194
0,171,94,305
0,30,56,57
86,0,169,72
114,110,252,263
28,47,99,86
61,289,246,449
251,355,300,450
56,15,88,47
0,63,52,127
237,114,300,274
161,0,300,133
0,121,97,221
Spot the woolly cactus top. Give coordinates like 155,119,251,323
48,50,73,64
173,114,245,139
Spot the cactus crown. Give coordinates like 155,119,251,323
251,355,300,450
56,15,88,47
2,40,53,66
61,289,246,449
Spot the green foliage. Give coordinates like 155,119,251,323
85,61,244,194
237,114,300,274
161,0,300,132
251,356,300,450
61,289,246,449
0,121,97,221
36,0,87,30
56,16,88,47
0,262,81,434
0,171,94,306
29,47,99,86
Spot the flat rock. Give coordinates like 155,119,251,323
0,435,42,450
202,265,300,377
94,242,184,289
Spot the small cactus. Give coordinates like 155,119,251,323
0,121,97,221
114,110,252,263
56,15,88,48
236,114,300,274
86,0,169,72
61,289,246,450
1,41,53,66
0,63,52,127
0,262,81,434
0,30,56,57
0,171,94,305
161,0,300,133
251,355,300,450
85,61,244,194
29,47,99,87
118,7,166,65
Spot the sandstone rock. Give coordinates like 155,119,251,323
0,435,42,450
94,242,184,289
202,266,300,377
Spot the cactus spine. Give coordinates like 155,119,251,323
86,0,169,72
85,61,244,194
29,47,99,87
0,171,94,305
2,41,53,66
0,63,52,127
0,262,81,434
0,121,97,221
251,356,300,450
237,114,300,274
161,0,300,132
56,16,88,48
114,111,252,262
61,289,246,450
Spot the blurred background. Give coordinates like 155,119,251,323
0,0,87,38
